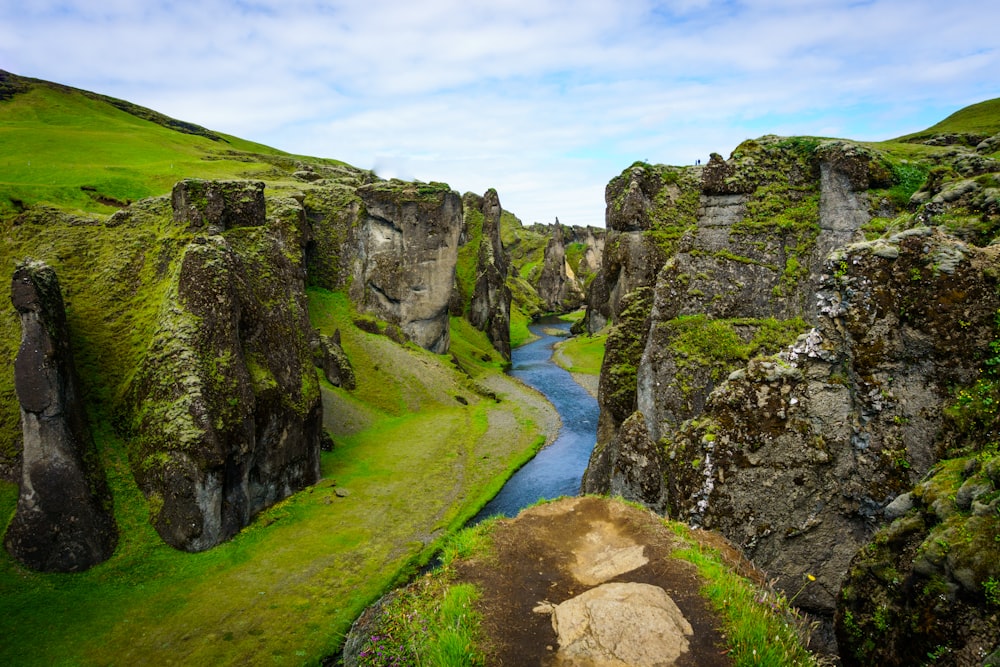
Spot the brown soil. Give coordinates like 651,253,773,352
454,496,737,666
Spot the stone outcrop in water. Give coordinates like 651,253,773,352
124,181,322,552
4,260,117,571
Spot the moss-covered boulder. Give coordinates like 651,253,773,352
836,455,1000,666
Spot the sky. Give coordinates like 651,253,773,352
2,0,998,228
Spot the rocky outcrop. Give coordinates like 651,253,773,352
578,164,685,334
536,222,586,311
4,261,117,571
313,330,356,390
836,453,1000,666
466,189,512,360
584,139,888,513
124,181,322,552
350,181,463,354
660,231,1000,652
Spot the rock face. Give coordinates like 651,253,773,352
585,139,886,514
583,134,1000,656
4,261,117,571
466,189,512,360
351,181,463,354
124,181,322,552
537,222,586,312
664,231,999,651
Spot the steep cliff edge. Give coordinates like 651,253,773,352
4,261,117,571
454,190,513,360
349,181,463,355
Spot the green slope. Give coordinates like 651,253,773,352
0,69,357,218
894,97,1000,143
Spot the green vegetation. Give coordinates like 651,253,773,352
0,77,357,219
669,523,819,666
894,98,1000,144
354,520,497,666
554,332,607,376
666,315,810,382
454,202,485,316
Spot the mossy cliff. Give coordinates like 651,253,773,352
121,180,322,551
584,105,1000,660
453,189,512,360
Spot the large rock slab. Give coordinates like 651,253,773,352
550,582,693,667
4,261,117,571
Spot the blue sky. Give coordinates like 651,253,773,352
2,0,998,228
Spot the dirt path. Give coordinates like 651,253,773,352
455,497,735,666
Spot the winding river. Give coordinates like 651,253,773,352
471,318,600,522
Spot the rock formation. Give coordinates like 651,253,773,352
465,189,512,360
4,260,117,571
664,230,999,651
536,221,586,312
582,132,1000,658
350,181,463,354
123,181,322,552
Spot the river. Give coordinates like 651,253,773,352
470,318,600,522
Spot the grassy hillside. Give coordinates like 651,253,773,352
0,70,359,218
894,97,1000,143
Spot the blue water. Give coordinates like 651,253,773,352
470,318,599,522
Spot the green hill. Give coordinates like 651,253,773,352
0,69,361,218
892,97,1000,144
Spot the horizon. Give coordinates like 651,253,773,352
2,0,998,228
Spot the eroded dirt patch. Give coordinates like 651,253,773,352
456,496,733,666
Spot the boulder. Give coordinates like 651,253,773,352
550,582,693,666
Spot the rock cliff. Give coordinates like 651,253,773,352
123,180,322,552
4,260,117,571
349,181,463,354
469,190,513,359
583,130,1000,658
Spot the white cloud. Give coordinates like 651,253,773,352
1,0,998,227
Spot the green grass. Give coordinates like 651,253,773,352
554,332,607,376
668,523,819,666
0,286,553,665
893,98,1000,143
0,76,356,218
354,522,498,666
